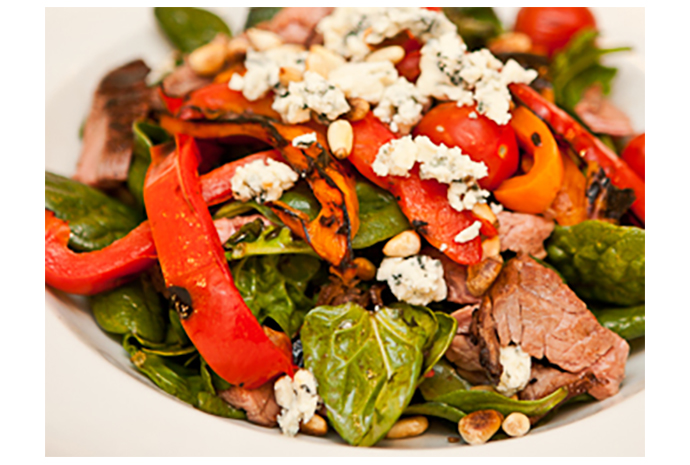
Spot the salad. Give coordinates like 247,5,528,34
45,7,645,447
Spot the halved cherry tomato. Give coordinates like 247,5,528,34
621,133,645,181
514,7,596,57
396,49,422,83
413,103,520,191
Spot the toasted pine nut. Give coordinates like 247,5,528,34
306,45,346,78
472,203,497,226
366,45,405,64
246,28,283,51
386,416,428,439
488,32,533,55
354,257,377,281
300,414,328,436
502,412,531,437
466,256,503,297
189,38,228,77
481,236,501,259
345,98,370,121
327,120,354,159
458,410,504,445
470,385,498,393
226,35,250,62
383,230,421,258
279,66,303,87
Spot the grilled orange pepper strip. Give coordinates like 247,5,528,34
494,106,564,214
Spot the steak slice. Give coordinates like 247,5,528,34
424,247,481,305
497,211,554,259
473,255,629,400
74,60,153,188
258,7,334,46
218,382,281,427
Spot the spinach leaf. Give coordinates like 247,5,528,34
301,302,440,446
442,7,503,50
551,30,631,113
419,360,567,417
126,346,245,419
225,223,316,260
244,7,282,30
45,172,141,251
403,401,466,423
216,177,409,249
231,254,321,337
155,7,231,54
128,122,171,209
592,304,645,340
546,220,644,306
421,312,457,379
90,275,167,343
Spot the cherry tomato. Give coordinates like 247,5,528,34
413,103,520,191
514,7,597,57
621,133,645,181
396,49,422,83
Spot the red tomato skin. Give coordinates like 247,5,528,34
413,103,520,191
514,7,597,57
621,133,645,181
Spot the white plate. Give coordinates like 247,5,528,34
45,8,645,456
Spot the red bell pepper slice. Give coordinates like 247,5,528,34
176,83,281,121
45,149,283,296
509,83,645,223
45,210,157,295
144,134,293,388
349,113,495,266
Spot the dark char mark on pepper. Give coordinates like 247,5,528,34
168,285,193,319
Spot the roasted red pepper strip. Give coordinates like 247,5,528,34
159,115,359,269
176,83,281,121
144,134,293,388
509,83,645,223
349,113,494,266
45,210,157,295
45,150,282,296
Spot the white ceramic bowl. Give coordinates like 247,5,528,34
46,7,644,456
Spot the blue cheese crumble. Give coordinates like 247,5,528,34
373,77,428,133
328,61,398,104
454,220,482,244
496,344,531,397
274,369,321,437
229,46,308,101
292,132,318,148
377,255,447,306
272,71,350,124
230,158,298,204
447,180,490,212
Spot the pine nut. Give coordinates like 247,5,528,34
327,120,353,159
188,38,228,77
226,35,250,62
481,236,501,259
458,410,504,445
488,32,533,55
383,230,421,258
466,255,503,296
246,28,283,51
354,257,377,281
366,45,405,64
386,416,429,439
345,98,370,121
279,66,304,87
300,413,328,436
472,203,497,226
306,45,346,78
502,412,531,437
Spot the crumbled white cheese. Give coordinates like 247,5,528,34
372,136,418,177
373,77,428,133
439,243,448,252
292,132,318,148
416,33,473,104
274,369,321,437
468,111,478,119
454,220,482,243
228,46,308,101
500,59,539,86
328,61,398,104
496,344,531,397
230,158,298,204
272,71,350,124
490,202,504,215
317,7,456,61
377,255,447,306
447,181,490,212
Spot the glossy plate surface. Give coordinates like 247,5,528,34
45,7,645,456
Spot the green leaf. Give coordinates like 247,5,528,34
592,304,645,340
90,276,167,343
128,122,171,209
421,312,457,379
442,7,503,50
225,224,316,260
244,7,282,30
155,7,231,54
301,302,440,446
419,360,567,417
546,220,645,306
45,172,142,251
403,401,466,423
551,29,631,113
231,254,321,337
